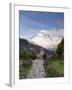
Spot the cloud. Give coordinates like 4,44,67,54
20,28,40,41
31,28,64,49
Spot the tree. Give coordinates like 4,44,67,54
56,38,64,57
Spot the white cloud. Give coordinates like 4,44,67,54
30,29,64,49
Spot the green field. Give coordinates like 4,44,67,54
19,49,37,79
44,38,64,77
44,57,64,77
19,60,32,79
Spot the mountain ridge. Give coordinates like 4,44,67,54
31,30,63,49
19,38,55,56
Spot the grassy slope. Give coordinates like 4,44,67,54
19,60,32,79
44,57,64,77
44,38,64,77
19,49,37,79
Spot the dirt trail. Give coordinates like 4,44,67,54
27,59,46,78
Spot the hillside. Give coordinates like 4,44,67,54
19,38,55,57
44,38,64,77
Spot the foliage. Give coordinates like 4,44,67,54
19,60,32,79
44,59,64,77
19,49,30,60
44,38,64,77
19,49,37,60
56,38,64,57
19,49,37,79
43,51,49,60
29,50,37,59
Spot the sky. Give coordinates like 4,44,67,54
19,10,64,41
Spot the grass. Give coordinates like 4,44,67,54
19,60,32,79
19,49,37,60
44,57,64,77
19,49,37,79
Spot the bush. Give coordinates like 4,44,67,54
19,49,37,60
19,49,37,79
30,50,37,59
19,49,30,60
44,58,64,77
56,38,64,57
19,60,32,79
43,52,48,60
44,38,64,77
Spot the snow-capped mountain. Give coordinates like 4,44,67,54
31,30,63,49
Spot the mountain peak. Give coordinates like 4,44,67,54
31,30,63,49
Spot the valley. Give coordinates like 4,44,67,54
19,38,64,79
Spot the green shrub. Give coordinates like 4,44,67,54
43,51,49,60
19,49,37,60
29,50,37,59
19,60,32,79
19,49,30,60
56,38,64,57
44,59,64,77
19,49,37,79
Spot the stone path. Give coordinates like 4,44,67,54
27,59,46,78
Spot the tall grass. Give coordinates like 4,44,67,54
19,49,37,79
44,58,64,77
19,60,32,79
